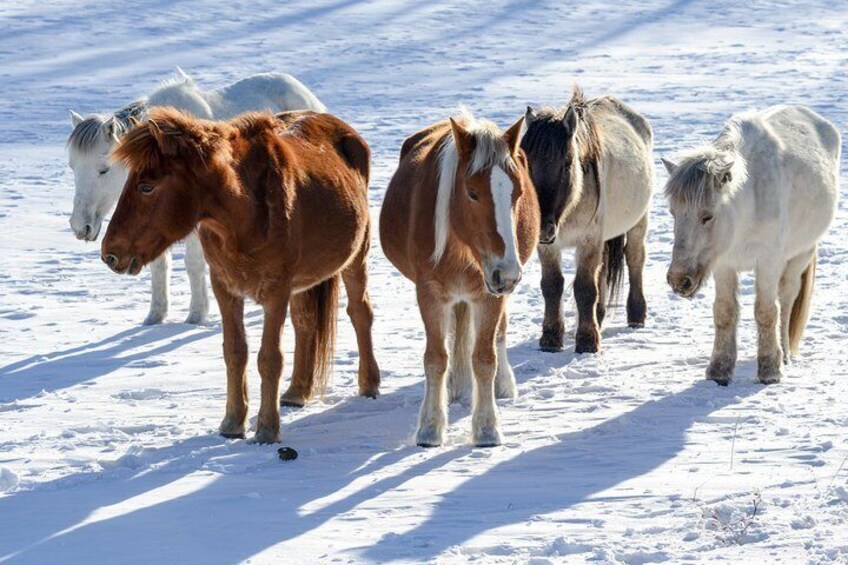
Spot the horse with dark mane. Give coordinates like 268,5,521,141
102,108,380,443
522,87,654,353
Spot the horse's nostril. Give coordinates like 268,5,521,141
492,269,503,288
103,253,118,268
679,276,693,292
84,224,92,238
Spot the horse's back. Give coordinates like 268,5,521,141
380,122,449,280
589,97,654,239
736,105,839,257
217,72,327,115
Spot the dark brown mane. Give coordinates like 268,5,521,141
112,107,228,173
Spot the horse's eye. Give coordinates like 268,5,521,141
701,213,714,225
138,184,155,194
98,167,109,175
468,191,479,202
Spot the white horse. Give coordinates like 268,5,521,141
67,69,326,324
663,105,840,385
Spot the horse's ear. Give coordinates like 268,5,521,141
147,120,175,156
697,157,734,186
70,110,84,127
128,116,141,128
525,106,537,123
563,106,578,134
503,117,524,156
449,117,476,160
104,118,122,142
661,157,678,175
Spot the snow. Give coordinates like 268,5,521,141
1,0,847,563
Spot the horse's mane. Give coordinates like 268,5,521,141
432,107,516,264
522,86,602,170
112,107,229,172
664,117,748,208
67,99,148,154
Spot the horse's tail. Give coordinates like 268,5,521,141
447,302,473,405
789,248,817,356
309,274,340,399
604,234,626,305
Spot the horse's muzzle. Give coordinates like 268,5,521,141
667,270,701,298
539,221,557,245
102,252,143,276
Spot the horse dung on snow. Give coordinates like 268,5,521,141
67,68,326,325
663,105,840,385
102,109,380,443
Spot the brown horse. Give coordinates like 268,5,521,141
102,108,381,443
380,110,539,447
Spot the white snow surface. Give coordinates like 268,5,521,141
1,1,847,563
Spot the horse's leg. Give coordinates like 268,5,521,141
341,234,381,399
211,274,248,438
494,304,517,400
574,240,604,353
778,249,814,363
416,284,449,447
281,290,317,408
707,268,738,386
539,244,565,352
447,302,473,405
754,262,783,384
254,290,290,444
625,213,648,328
144,251,171,325
184,231,209,325
471,297,505,447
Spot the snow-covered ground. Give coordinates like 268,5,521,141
1,1,847,563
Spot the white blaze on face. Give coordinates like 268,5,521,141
490,166,520,273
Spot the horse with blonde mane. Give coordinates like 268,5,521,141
663,105,839,385
102,108,380,443
67,68,326,325
380,110,539,447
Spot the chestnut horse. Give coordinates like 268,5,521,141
380,110,539,447
102,108,381,443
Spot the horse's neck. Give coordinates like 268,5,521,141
149,84,214,119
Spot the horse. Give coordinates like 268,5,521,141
101,108,380,443
522,87,654,353
662,105,840,385
380,110,539,447
67,68,326,325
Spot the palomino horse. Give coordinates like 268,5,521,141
67,68,326,325
522,87,654,353
663,105,840,385
380,110,539,447
102,108,380,443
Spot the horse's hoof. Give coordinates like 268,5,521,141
251,426,281,445
495,377,517,401
184,312,207,325
143,311,167,325
758,371,783,385
539,333,564,352
472,426,503,448
358,385,380,399
219,416,246,438
706,359,734,386
628,322,645,329
416,425,444,448
280,388,309,408
574,340,599,354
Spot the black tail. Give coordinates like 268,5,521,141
604,235,626,305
